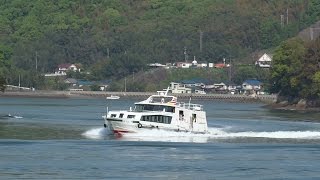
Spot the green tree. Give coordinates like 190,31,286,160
0,75,5,92
270,38,306,98
299,38,320,100
233,65,258,85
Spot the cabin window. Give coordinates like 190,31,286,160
158,116,164,123
165,106,175,113
135,105,144,112
119,113,124,118
134,104,175,112
140,115,172,124
111,114,116,118
127,115,135,119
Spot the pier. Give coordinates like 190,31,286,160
1,90,277,103
73,91,276,103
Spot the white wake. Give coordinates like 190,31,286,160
13,116,23,119
82,127,320,142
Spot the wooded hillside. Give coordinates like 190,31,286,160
0,0,320,89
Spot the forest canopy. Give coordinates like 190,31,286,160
0,0,320,89
270,37,320,104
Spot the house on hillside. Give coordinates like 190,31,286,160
180,80,205,88
168,82,192,93
148,63,166,68
196,63,208,68
64,78,77,87
176,62,192,68
242,79,262,94
225,82,239,94
213,82,228,91
255,53,272,68
97,80,111,91
56,63,81,75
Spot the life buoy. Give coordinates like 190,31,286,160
138,123,142,128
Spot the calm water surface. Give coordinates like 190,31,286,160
1,97,320,179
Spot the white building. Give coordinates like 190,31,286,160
57,63,81,74
169,82,192,94
213,82,228,91
255,53,272,68
242,79,262,91
176,62,192,68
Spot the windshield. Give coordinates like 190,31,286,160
134,104,175,113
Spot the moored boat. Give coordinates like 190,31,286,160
106,95,120,100
103,89,208,134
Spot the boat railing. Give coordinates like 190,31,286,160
176,102,203,111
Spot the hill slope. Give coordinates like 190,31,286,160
1,0,320,88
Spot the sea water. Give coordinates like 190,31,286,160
0,97,320,179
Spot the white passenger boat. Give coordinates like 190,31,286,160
106,95,120,100
103,90,208,134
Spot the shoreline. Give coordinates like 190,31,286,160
2,90,319,111
0,90,277,103
264,102,320,112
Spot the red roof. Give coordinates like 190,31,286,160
214,63,226,68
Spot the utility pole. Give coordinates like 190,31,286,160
124,77,127,92
184,47,188,62
107,48,110,58
286,8,289,25
35,51,38,71
280,14,284,28
228,59,232,82
199,30,203,53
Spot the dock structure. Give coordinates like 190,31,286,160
70,91,276,103
1,90,277,103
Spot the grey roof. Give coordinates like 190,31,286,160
65,78,77,84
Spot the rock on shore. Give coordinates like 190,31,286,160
266,96,320,111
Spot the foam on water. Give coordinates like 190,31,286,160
208,127,320,139
82,127,111,140
82,126,320,142
220,130,320,139
13,116,23,119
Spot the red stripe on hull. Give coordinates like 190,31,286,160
113,129,133,138
113,130,130,134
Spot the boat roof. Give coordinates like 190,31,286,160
135,94,177,107
135,91,203,111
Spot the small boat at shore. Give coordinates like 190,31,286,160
106,95,120,100
103,89,208,135
0,113,22,119
0,113,12,119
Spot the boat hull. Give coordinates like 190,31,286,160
104,117,207,135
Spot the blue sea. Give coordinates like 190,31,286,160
1,97,320,179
